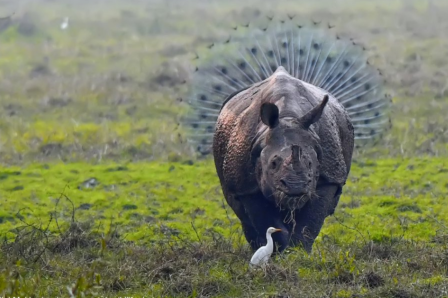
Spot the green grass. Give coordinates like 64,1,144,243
1,158,448,245
0,160,228,242
2,158,448,297
1,0,448,297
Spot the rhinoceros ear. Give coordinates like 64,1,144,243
300,94,329,129
260,103,279,129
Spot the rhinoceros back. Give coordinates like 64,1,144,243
182,14,391,156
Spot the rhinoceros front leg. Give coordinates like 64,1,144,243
289,183,342,253
239,193,291,252
220,192,267,251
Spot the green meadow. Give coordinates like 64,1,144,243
1,0,448,297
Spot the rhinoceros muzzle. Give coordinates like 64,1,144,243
276,190,311,211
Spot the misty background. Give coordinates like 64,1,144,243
0,0,447,164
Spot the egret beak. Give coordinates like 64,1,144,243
274,228,282,232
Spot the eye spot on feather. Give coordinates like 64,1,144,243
350,77,357,83
364,83,371,90
267,50,274,58
206,125,214,133
238,61,247,69
299,48,304,55
364,119,370,124
313,43,320,50
220,67,228,75
367,103,373,108
213,85,222,92
356,95,363,100
192,123,199,128
199,94,207,101
343,60,350,68
326,56,333,63
281,57,287,64
311,59,317,67
270,64,277,71
201,138,208,145
375,112,380,117
251,47,257,55
200,113,207,119
370,129,376,135
282,41,288,48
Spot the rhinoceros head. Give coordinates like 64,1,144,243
252,94,329,210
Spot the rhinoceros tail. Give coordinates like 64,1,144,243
182,14,391,156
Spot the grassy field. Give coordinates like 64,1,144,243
1,0,448,297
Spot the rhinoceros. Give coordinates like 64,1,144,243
184,16,390,252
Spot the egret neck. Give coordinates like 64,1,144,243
265,229,274,256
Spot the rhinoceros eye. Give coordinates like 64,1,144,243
270,156,281,170
271,160,277,169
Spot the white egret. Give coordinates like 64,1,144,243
249,227,282,268
60,17,69,30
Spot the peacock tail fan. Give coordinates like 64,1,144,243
181,14,392,157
